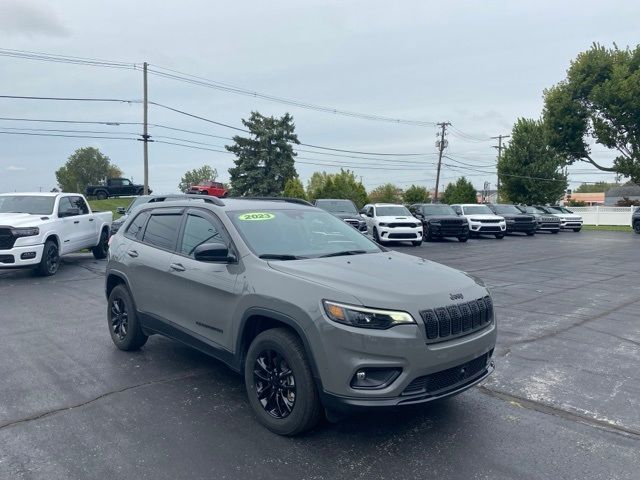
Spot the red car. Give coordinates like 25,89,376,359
188,180,228,197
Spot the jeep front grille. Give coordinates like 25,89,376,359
420,296,493,343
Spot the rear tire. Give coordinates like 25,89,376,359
96,191,108,201
244,328,322,436
92,229,109,259
107,284,148,351
35,239,60,276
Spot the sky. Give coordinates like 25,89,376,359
0,0,638,194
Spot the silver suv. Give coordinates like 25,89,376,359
106,198,496,435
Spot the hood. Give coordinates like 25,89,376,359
0,213,50,227
464,214,503,221
330,212,363,221
268,251,486,311
424,215,463,222
499,213,534,220
376,215,418,223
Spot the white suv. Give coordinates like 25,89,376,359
451,204,506,239
361,203,423,246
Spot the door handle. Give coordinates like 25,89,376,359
73,220,80,224
170,263,185,272
89,218,94,222
127,250,139,258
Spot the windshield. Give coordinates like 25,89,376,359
548,206,572,214
422,204,456,216
0,195,56,215
520,206,546,214
315,200,358,215
228,209,381,259
463,205,493,215
376,206,411,217
493,205,524,214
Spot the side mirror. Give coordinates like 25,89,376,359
117,207,126,214
193,242,236,263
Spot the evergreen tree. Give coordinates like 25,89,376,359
440,177,477,204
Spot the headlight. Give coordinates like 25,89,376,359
11,227,39,237
461,220,468,225
379,222,388,227
323,300,416,329
470,218,481,222
506,219,515,223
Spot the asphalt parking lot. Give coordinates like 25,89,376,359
1,230,639,479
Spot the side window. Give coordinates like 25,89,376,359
142,214,182,251
70,196,89,215
125,211,150,240
180,214,222,257
122,179,132,186
57,197,75,216
110,179,122,187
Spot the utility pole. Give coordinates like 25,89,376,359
491,134,509,202
142,62,150,194
433,121,451,203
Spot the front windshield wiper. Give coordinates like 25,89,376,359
318,250,369,258
258,254,308,260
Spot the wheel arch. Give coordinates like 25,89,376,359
236,308,322,386
106,270,130,299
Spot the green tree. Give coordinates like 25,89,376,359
227,112,299,196
55,147,122,192
575,181,617,193
498,118,567,204
543,43,640,182
566,199,587,207
403,184,430,204
283,177,307,200
178,165,218,193
440,177,477,204
306,169,368,208
368,183,403,204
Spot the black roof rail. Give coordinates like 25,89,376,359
180,193,225,206
234,197,313,206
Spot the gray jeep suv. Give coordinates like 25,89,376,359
106,197,496,435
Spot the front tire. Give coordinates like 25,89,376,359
244,328,322,436
424,226,433,241
412,240,422,247
92,229,109,259
573,228,581,232
458,235,468,242
526,231,535,236
107,285,148,351
495,233,505,239
35,239,60,276
551,230,559,234
634,222,640,234
373,227,381,243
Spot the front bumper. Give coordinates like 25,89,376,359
537,222,561,231
314,312,497,411
377,226,423,242
560,220,583,229
506,221,536,233
427,223,469,237
0,243,45,268
468,222,506,234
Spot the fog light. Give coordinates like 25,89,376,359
350,368,401,389
21,252,37,260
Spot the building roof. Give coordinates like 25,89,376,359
605,185,640,197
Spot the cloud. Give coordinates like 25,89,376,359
5,166,27,171
0,1,69,38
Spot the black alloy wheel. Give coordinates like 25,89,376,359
253,350,296,419
110,298,128,341
36,239,60,276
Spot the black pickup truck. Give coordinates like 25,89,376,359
487,204,537,235
633,208,640,234
85,178,150,200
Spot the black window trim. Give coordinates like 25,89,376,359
123,210,151,242
138,207,185,253
174,207,238,260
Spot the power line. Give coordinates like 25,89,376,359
0,116,141,126
0,48,136,70
0,94,140,104
0,130,137,141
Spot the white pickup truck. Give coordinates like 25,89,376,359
0,192,112,276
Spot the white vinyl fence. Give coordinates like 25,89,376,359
568,206,637,226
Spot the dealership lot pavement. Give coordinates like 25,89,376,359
1,231,639,479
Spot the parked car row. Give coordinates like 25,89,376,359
312,199,582,245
